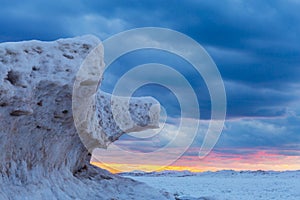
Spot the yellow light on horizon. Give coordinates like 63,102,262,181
91,149,300,173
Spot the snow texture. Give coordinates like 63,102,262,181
123,170,300,200
0,35,170,200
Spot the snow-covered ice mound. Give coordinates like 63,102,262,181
0,35,171,200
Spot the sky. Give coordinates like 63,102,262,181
1,0,300,172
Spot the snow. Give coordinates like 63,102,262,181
122,170,300,200
0,35,170,200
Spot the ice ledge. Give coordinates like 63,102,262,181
72,40,160,151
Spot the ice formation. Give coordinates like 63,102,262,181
0,35,170,200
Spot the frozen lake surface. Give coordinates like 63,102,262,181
122,170,300,200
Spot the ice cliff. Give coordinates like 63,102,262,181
0,35,171,200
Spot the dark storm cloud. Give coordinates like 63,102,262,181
1,0,300,119
95,0,300,118
0,1,70,41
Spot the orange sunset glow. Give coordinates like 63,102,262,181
92,149,300,173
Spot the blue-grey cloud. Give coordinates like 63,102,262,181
213,114,300,150
1,0,300,120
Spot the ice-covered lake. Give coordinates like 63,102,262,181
122,170,300,200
